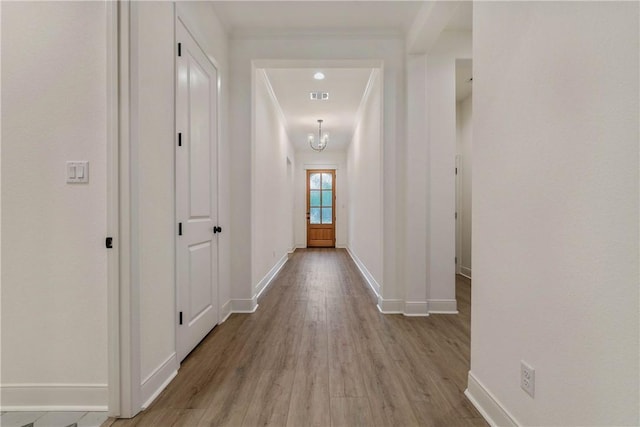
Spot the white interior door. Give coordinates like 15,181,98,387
176,20,219,362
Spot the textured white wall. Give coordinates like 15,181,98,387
1,1,108,406
252,70,295,289
456,94,472,276
347,70,383,287
470,2,639,425
294,151,348,249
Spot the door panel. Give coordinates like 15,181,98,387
176,20,219,362
307,170,335,247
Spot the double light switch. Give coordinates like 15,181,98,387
67,161,89,183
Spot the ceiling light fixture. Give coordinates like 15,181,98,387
308,119,329,152
313,72,325,80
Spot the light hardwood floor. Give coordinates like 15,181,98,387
108,249,486,427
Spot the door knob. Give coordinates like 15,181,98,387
213,226,222,234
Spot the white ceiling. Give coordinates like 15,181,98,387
265,68,373,152
215,1,473,151
211,1,425,36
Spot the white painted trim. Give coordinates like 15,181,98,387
219,300,232,323
345,246,381,297
460,266,472,279
232,29,403,41
255,253,288,300
465,372,519,427
428,299,459,314
404,301,429,317
231,299,258,313
140,354,179,410
0,384,108,411
105,0,120,418
377,298,404,314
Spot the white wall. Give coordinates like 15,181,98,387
456,94,472,277
229,36,406,309
127,1,230,412
1,1,108,408
347,70,383,293
469,2,639,425
252,70,295,295
294,151,348,249
405,31,471,315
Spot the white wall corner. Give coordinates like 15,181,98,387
346,246,381,298
255,253,288,300
465,372,519,427
231,298,258,313
0,384,108,412
140,353,179,410
428,299,458,314
219,299,233,323
403,301,429,317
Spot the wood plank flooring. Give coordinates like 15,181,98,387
109,249,486,427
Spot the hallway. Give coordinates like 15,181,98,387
110,249,486,427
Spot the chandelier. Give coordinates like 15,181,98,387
308,119,329,152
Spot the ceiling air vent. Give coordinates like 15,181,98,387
310,92,329,101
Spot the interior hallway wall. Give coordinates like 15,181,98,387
252,70,296,296
346,70,383,293
469,2,639,425
294,151,348,249
455,94,472,277
1,1,108,408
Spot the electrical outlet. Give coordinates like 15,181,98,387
520,361,535,398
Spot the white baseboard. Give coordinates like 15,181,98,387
345,246,381,297
219,300,232,323
403,301,429,316
231,298,258,313
0,383,108,411
255,253,288,300
465,371,518,427
140,353,179,410
377,298,404,314
460,265,472,279
428,299,459,314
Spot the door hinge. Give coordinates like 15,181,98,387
178,132,182,147
177,42,182,57
455,257,458,264
179,311,183,325
105,237,113,249
455,167,458,175
178,222,182,236
455,212,458,219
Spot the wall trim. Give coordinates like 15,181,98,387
231,298,258,313
428,299,459,314
219,300,232,323
140,353,179,410
465,371,519,427
255,253,288,300
377,298,404,314
346,246,381,297
0,383,108,411
460,266,472,279
303,163,340,170
404,301,429,316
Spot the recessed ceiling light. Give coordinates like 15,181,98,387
314,72,325,80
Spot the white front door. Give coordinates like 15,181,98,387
176,19,219,362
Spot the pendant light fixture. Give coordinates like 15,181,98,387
308,119,329,152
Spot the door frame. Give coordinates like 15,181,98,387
306,169,336,248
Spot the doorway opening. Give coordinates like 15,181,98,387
306,169,336,247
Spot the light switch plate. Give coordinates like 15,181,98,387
66,161,89,183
